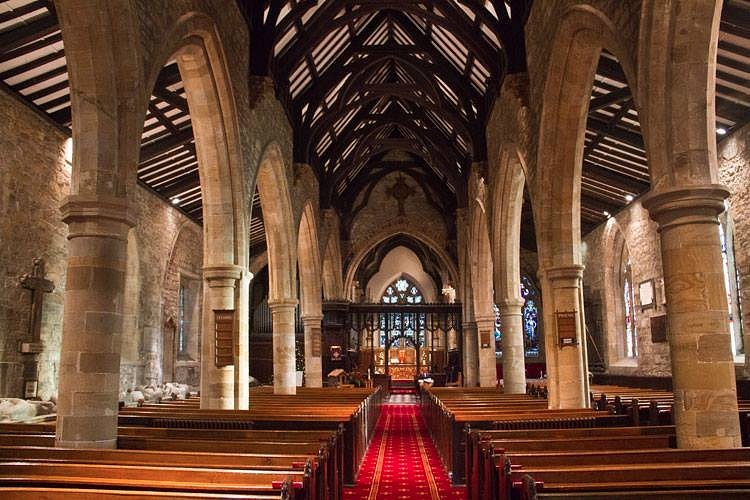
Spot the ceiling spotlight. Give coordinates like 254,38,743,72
171,197,181,205
717,127,727,135
603,211,611,218
625,194,634,202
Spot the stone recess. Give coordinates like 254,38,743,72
0,86,204,399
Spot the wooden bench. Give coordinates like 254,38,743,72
0,462,303,499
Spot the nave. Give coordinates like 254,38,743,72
345,395,465,500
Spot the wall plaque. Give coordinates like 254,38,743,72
214,309,235,367
311,327,322,357
556,311,578,347
480,328,492,348
650,314,668,343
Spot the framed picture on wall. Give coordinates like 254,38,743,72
639,279,655,310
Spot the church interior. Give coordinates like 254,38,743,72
1,0,750,498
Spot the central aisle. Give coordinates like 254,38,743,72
345,399,466,500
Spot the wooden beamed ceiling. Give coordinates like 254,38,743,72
0,0,748,251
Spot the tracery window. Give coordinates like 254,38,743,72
382,277,423,304
379,277,426,349
622,260,637,358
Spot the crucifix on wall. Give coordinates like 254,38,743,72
18,258,54,398
386,175,416,216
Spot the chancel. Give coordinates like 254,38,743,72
0,0,749,498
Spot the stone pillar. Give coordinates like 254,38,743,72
476,316,497,387
55,196,134,449
540,265,588,409
269,299,298,395
301,315,323,388
498,298,527,394
235,269,250,409
463,321,478,387
643,186,741,448
201,265,242,410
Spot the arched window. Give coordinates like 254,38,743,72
494,275,541,358
719,215,744,357
622,260,637,358
382,277,424,304
494,304,502,357
520,276,541,357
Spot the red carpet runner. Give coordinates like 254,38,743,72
345,404,466,499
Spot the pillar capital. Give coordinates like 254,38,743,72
268,298,298,313
300,314,323,325
496,297,525,310
641,185,729,231
203,265,244,287
60,194,135,240
541,264,585,282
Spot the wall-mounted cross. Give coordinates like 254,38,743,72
19,258,54,345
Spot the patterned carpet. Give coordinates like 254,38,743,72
345,404,466,499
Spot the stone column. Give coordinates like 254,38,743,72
301,315,323,388
235,269,250,410
540,265,588,409
498,298,527,394
201,265,242,410
269,299,298,395
463,321,479,387
56,196,134,449
476,316,498,387
643,186,741,448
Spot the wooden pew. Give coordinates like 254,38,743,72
0,462,303,499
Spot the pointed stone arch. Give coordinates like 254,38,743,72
467,169,498,388
489,145,530,393
143,12,249,409
532,5,639,408
256,141,298,394
297,201,323,387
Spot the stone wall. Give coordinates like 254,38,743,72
718,120,750,378
0,91,70,400
581,121,750,379
348,170,449,278
582,201,670,376
0,88,203,399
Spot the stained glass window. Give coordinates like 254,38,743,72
379,277,426,348
719,222,744,356
521,276,540,357
178,285,186,354
622,260,637,358
494,304,502,357
494,276,541,358
382,277,423,305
